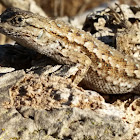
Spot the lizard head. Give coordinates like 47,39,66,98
0,7,47,36
0,7,47,51
0,7,32,27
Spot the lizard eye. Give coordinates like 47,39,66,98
10,15,25,26
17,17,23,22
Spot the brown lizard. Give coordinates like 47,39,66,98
0,7,140,94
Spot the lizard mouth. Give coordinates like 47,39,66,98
0,24,17,37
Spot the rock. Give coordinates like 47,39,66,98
0,65,138,140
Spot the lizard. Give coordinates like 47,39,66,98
0,7,140,94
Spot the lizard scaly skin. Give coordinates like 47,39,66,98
0,7,140,94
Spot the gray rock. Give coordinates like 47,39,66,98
0,106,134,140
